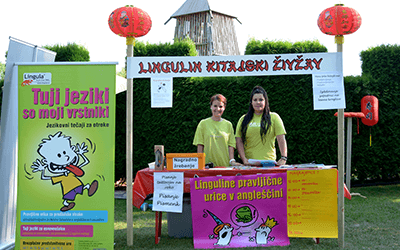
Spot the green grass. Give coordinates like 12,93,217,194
114,184,400,249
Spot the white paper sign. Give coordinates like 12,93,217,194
151,77,173,108
173,157,199,170
312,72,346,110
153,172,184,213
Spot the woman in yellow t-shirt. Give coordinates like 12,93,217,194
235,86,287,166
193,94,236,167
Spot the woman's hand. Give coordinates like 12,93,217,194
276,158,287,166
242,158,250,166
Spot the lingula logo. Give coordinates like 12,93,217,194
24,73,45,80
21,73,51,87
21,79,33,86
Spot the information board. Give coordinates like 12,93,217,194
312,72,345,110
287,168,338,238
15,63,116,250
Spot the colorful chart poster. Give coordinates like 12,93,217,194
15,63,116,250
287,168,338,238
190,173,289,249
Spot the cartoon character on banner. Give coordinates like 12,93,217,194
205,209,242,246
30,131,99,211
230,203,279,245
253,216,278,244
205,204,279,246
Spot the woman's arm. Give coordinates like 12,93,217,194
276,134,287,165
228,146,235,160
197,144,204,153
235,137,249,165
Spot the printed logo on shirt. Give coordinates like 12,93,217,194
248,122,260,127
210,129,226,139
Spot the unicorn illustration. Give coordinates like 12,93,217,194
205,209,241,246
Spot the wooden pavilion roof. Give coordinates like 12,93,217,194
164,0,241,24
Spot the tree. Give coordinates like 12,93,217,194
44,43,90,62
0,61,5,115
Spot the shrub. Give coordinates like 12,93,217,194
44,43,90,62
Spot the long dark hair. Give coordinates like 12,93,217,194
240,86,271,145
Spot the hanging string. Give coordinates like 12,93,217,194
369,127,372,147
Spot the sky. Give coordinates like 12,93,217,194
0,0,398,77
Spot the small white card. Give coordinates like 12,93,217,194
173,157,199,170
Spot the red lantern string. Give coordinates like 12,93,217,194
370,132,373,147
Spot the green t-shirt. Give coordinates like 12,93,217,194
193,117,236,167
235,112,286,161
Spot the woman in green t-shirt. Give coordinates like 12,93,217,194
235,86,288,166
193,94,236,167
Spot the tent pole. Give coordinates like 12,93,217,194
126,41,134,246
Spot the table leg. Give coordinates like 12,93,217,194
155,211,162,244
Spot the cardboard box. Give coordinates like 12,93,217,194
166,153,205,170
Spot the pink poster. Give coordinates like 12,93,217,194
190,173,289,249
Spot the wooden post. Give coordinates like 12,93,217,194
337,41,345,248
346,117,352,190
126,37,134,246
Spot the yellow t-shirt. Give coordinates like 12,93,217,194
193,118,236,167
235,112,286,161
52,172,83,195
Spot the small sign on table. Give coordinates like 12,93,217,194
153,172,184,213
166,153,205,170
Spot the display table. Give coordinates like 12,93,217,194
133,167,350,244
133,167,286,209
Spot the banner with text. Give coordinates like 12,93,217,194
190,173,289,249
128,53,342,78
16,63,116,250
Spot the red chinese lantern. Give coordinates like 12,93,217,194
361,95,378,146
108,5,152,44
317,4,362,44
361,95,379,126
